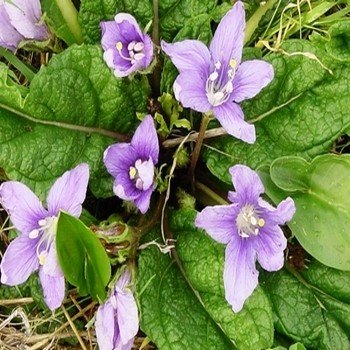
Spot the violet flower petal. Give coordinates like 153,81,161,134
46,163,89,217
254,226,287,271
214,103,256,144
116,290,139,344
209,1,245,66
173,72,211,113
131,116,159,163
161,40,211,75
228,165,264,203
4,0,48,40
39,268,65,311
135,158,154,191
114,13,143,38
195,204,239,244
95,301,115,350
0,234,39,285
224,239,259,312
104,143,136,177
0,181,47,235
0,4,23,51
133,187,153,214
232,60,274,103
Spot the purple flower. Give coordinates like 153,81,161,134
2,0,49,42
0,3,23,51
104,115,159,214
161,1,274,144
195,165,295,312
95,270,139,350
0,164,89,310
100,13,154,77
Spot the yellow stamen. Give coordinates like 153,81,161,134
116,41,123,50
229,59,237,68
39,252,47,266
258,218,265,227
129,167,137,179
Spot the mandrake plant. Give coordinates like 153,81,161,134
0,0,350,349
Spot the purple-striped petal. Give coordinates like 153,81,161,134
42,242,63,277
133,188,153,214
259,197,296,225
173,72,211,113
114,13,143,39
95,300,116,350
161,40,211,76
104,143,136,178
0,4,23,51
46,163,89,217
4,0,48,40
195,204,238,244
131,116,159,163
214,102,256,144
0,235,39,285
0,181,47,234
232,60,274,103
228,165,264,204
39,268,65,310
254,225,287,271
224,238,259,312
209,1,245,67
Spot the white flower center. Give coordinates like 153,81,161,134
116,41,145,64
129,159,154,191
29,216,58,265
236,204,265,238
206,59,237,107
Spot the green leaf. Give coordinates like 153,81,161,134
42,0,83,45
205,40,350,184
170,209,274,350
325,21,350,62
261,260,350,349
0,45,149,199
79,0,224,44
137,229,234,350
56,211,111,301
268,154,350,271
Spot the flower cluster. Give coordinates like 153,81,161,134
0,0,49,51
0,2,296,350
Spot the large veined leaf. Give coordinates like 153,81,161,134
56,212,111,301
261,260,350,349
78,0,220,44
266,154,350,271
205,40,350,184
0,45,149,199
137,230,235,350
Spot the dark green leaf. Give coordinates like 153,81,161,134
0,45,150,199
170,209,274,350
262,260,350,349
137,229,235,350
56,211,111,301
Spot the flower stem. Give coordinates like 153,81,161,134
244,0,280,44
150,0,161,96
152,0,160,46
189,113,211,190
195,181,228,206
0,48,36,82
54,0,83,44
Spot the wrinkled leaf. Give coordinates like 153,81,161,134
137,230,235,350
262,260,350,349
0,45,149,199
56,212,111,301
